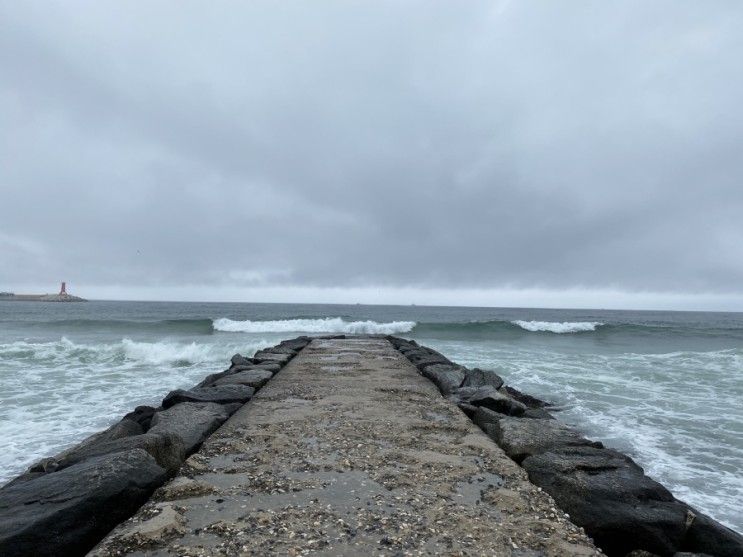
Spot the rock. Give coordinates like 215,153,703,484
472,406,502,435
673,553,714,557
25,417,146,477
122,406,159,430
162,384,254,408
422,364,466,395
682,510,743,557
523,407,555,420
522,446,687,556
231,362,281,374
456,401,478,418
231,353,252,367
214,368,273,389
149,403,231,454
463,385,527,416
0,449,167,557
56,432,186,474
401,347,452,370
252,350,292,364
503,385,550,408
275,336,312,351
492,417,602,463
462,367,505,390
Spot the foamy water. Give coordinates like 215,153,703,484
1,302,741,534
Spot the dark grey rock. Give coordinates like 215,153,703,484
231,362,281,374
682,510,743,557
252,350,292,364
214,368,273,389
422,364,466,395
162,384,254,408
523,407,555,420
276,336,312,351
503,385,550,408
122,406,159,430
522,446,686,556
462,367,505,390
464,385,527,416
472,406,502,433
24,417,145,477
0,449,167,557
231,353,252,367
456,402,478,418
402,347,452,370
56,432,185,474
149,402,231,454
492,417,602,463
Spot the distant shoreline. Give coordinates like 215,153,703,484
0,293,86,302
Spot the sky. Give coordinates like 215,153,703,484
1,1,743,310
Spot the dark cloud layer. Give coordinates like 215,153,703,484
1,2,742,302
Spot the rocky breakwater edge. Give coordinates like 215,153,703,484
0,336,313,557
386,336,743,557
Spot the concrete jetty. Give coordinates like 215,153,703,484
90,337,600,556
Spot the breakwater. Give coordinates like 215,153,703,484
1,335,741,556
0,336,312,556
386,336,743,557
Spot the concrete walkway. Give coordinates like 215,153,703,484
90,338,601,556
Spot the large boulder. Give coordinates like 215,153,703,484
462,367,505,390
198,364,278,388
213,368,273,389
681,510,743,557
276,336,312,351
522,446,688,556
149,402,231,454
231,353,252,367
231,362,281,374
252,350,292,365
491,417,602,463
24,417,144,477
460,385,527,417
55,432,185,474
502,385,550,408
401,347,452,370
422,364,466,395
122,405,159,430
0,449,167,557
162,384,254,408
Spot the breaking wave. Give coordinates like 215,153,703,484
213,317,416,335
511,320,604,334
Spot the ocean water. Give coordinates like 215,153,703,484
0,301,741,531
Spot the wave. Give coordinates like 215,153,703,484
511,320,604,334
213,317,416,335
0,336,267,368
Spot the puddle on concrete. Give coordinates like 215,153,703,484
454,472,504,505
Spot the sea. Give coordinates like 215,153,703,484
1,301,741,531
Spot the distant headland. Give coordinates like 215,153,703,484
0,282,86,302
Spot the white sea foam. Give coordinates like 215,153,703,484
512,320,604,333
213,317,416,334
0,336,272,483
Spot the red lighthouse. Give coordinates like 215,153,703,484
60,282,67,295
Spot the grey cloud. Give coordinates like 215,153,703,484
1,1,742,297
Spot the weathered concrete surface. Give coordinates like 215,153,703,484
90,338,601,556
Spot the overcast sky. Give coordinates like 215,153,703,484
1,1,742,309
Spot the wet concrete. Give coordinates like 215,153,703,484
89,337,602,556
